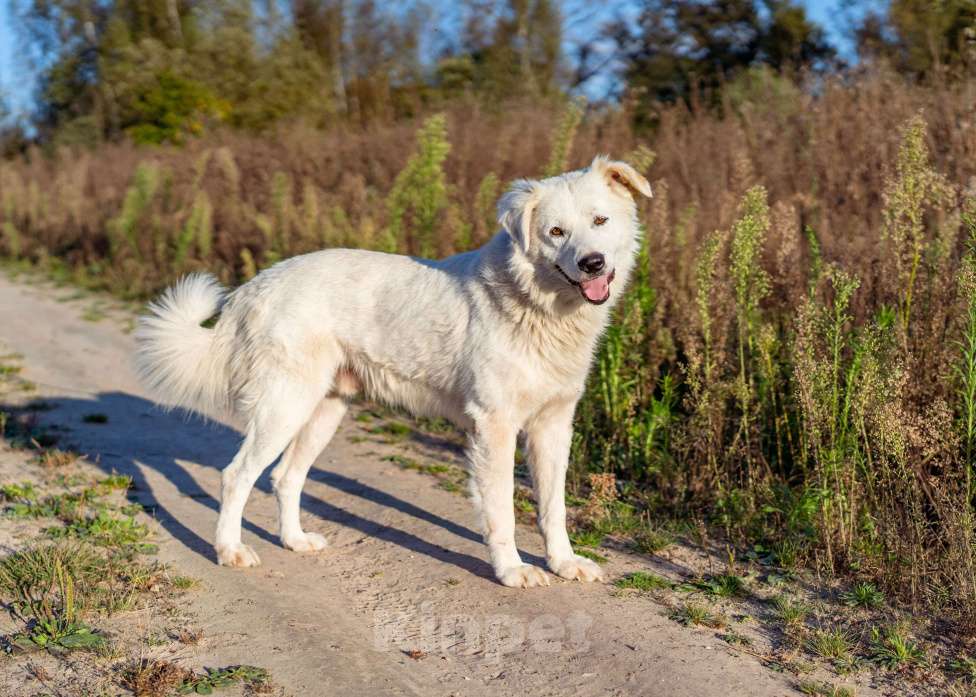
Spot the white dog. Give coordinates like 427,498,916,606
135,156,651,588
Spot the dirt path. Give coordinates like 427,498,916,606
0,272,826,697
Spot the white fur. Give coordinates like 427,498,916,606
134,274,228,415
135,156,651,587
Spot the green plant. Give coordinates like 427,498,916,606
704,573,747,598
797,681,855,697
729,185,771,476
881,113,951,339
385,114,451,257
170,575,199,590
1,481,38,502
670,602,727,628
371,421,413,441
614,571,672,591
570,528,605,548
108,162,162,262
840,582,884,609
950,654,976,682
542,97,585,177
868,624,926,668
772,595,811,628
631,524,675,555
2,221,21,257
806,627,855,662
98,474,132,491
177,665,270,694
720,631,752,646
174,192,213,269
956,202,976,502
0,544,105,651
49,510,151,550
575,549,607,563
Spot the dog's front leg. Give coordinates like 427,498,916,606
469,415,550,588
526,398,604,582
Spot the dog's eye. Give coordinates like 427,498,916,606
593,216,608,226
549,227,564,237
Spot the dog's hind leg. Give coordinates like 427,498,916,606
270,395,347,553
215,377,323,568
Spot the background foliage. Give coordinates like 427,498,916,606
3,0,976,628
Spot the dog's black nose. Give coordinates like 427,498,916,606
578,253,606,274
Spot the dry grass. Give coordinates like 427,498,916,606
122,658,191,697
4,69,976,629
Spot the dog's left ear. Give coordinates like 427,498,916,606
498,179,541,253
591,156,653,199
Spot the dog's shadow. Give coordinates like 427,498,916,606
5,391,546,581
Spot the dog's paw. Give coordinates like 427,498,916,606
497,564,551,588
216,543,261,568
551,555,605,583
282,532,328,553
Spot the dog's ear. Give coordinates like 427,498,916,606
590,155,653,199
498,179,541,253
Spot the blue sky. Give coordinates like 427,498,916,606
0,0,855,125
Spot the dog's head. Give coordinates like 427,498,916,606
498,156,652,306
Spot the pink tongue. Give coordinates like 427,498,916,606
580,275,609,301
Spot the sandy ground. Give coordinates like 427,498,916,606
0,272,866,697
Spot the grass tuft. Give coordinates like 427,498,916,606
614,571,671,591
669,602,728,629
123,658,191,697
840,582,884,609
868,624,926,669
806,627,855,662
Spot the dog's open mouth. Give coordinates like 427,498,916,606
555,266,616,305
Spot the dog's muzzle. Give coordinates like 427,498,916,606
555,265,616,305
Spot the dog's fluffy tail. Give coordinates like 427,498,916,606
135,273,230,416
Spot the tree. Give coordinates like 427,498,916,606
606,0,834,108
855,0,976,78
17,0,338,142
434,0,564,100
292,0,347,112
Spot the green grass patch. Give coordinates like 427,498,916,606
631,525,675,554
868,624,926,668
437,479,464,494
382,454,449,475
720,631,752,646
797,681,855,697
514,488,536,514
950,654,976,682
170,575,199,590
570,528,605,548
97,473,132,491
669,602,728,628
370,421,412,440
3,489,96,520
840,581,884,609
177,665,270,694
575,548,607,563
0,543,106,652
806,627,855,663
1,481,39,502
677,573,748,598
615,571,672,591
772,595,811,629
48,510,153,551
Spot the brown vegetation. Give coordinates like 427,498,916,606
4,70,976,627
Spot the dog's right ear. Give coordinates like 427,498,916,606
498,179,541,253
